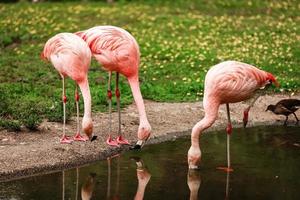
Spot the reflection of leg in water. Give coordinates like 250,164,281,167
131,157,151,200
62,171,65,200
225,172,230,200
75,168,79,200
187,170,201,200
107,154,120,200
107,157,112,200
81,172,96,200
112,155,121,199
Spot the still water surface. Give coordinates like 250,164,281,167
0,126,300,200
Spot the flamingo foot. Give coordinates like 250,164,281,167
129,135,150,150
60,136,73,144
106,135,119,147
116,135,130,145
216,166,234,172
73,133,88,142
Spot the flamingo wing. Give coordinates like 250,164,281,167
205,61,270,103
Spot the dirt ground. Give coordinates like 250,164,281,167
0,93,299,181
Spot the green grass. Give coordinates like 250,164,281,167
0,0,299,130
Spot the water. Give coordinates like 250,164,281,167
0,126,300,200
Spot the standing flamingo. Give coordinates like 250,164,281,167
41,33,96,143
76,26,151,148
188,61,279,170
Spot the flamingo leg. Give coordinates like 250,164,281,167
60,77,73,144
244,84,271,128
115,73,130,145
226,103,233,171
106,72,119,146
243,94,260,128
217,103,233,172
73,85,88,142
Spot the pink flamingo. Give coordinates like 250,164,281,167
188,61,279,171
41,33,96,143
76,26,151,148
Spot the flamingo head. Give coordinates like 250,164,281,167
266,72,280,87
137,122,151,141
188,146,201,170
82,117,96,141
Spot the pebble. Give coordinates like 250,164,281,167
2,138,8,142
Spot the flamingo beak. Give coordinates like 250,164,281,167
243,119,248,128
90,134,97,142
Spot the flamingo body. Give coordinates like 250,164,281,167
76,26,139,78
188,61,279,169
42,33,94,141
204,61,277,104
77,26,151,146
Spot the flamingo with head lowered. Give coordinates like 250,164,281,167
76,26,151,149
41,33,96,143
188,61,279,171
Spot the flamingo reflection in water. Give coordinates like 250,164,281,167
187,170,201,200
81,172,97,200
187,170,231,199
61,168,96,200
131,157,151,200
106,155,151,200
61,155,151,199
106,154,121,200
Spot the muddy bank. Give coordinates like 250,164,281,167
0,94,299,181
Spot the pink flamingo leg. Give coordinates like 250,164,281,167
73,85,88,142
115,72,130,145
60,77,73,144
217,103,233,172
106,72,119,147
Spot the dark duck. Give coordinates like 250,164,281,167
266,99,300,125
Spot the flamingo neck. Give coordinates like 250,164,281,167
128,75,149,126
78,78,92,120
191,103,219,148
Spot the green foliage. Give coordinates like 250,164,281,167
0,0,299,131
0,119,21,132
44,100,73,122
11,99,43,130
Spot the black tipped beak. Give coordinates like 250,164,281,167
91,135,97,142
243,121,247,128
129,144,142,150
